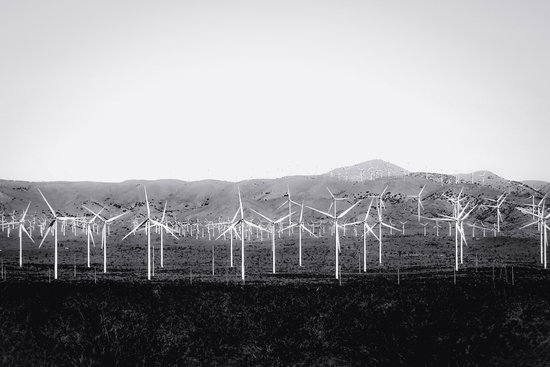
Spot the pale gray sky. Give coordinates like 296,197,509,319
2,1,549,182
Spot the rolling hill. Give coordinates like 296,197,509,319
0,159,546,235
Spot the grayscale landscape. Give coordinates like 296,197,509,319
2,159,550,365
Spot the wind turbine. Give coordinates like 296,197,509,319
152,200,171,268
215,188,263,282
399,221,407,236
348,198,379,272
483,193,506,233
326,187,347,217
421,222,429,236
84,206,127,273
4,201,34,268
82,206,103,268
517,197,550,268
38,189,77,280
122,187,177,280
280,201,317,267
369,185,389,211
277,186,299,235
250,208,293,274
307,198,361,279
406,185,425,221
433,202,477,271
479,171,487,186
217,209,242,268
371,200,400,264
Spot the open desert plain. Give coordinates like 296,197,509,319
2,160,550,366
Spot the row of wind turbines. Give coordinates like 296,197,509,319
1,183,547,282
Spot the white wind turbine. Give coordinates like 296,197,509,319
152,200,171,268
215,188,263,282
358,167,366,182
371,200,400,264
277,185,299,235
82,206,103,268
517,196,549,268
38,189,77,280
307,198,361,279
250,208,293,274
483,192,506,233
421,222,429,236
122,187,177,280
433,219,442,237
280,201,317,267
407,185,425,221
217,210,241,268
348,198,379,272
84,206,127,273
479,171,487,186
399,221,408,236
433,202,477,271
3,201,35,268
326,187,347,218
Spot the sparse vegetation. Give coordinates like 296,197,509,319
2,268,550,366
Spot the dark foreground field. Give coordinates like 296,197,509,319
2,266,550,366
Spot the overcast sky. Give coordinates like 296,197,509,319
1,1,549,183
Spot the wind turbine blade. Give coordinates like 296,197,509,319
21,226,34,243
275,212,295,224
83,206,105,222
122,219,148,240
276,200,289,210
306,206,335,219
250,209,273,223
88,228,96,247
519,221,538,230
216,223,237,240
161,201,167,222
238,187,244,218
382,223,400,232
280,223,298,233
106,211,128,223
244,220,265,232
337,200,361,219
21,201,31,222
150,219,178,239
301,224,317,237
38,189,56,217
364,198,375,220
365,224,379,239
457,202,471,218
230,209,240,223
39,226,52,248
462,205,477,220
144,187,150,218
326,187,336,199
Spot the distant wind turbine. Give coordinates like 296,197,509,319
250,208,293,274
122,187,177,280
348,198,379,272
308,197,361,280
215,188,263,282
38,189,77,280
407,185,425,221
4,201,34,268
280,201,317,267
84,206,127,273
